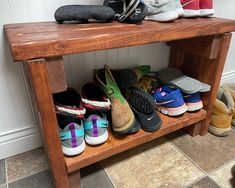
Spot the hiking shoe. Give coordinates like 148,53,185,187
134,76,159,93
95,65,137,134
144,0,179,22
84,111,109,145
152,85,187,116
57,114,85,156
81,83,111,110
53,88,86,118
175,0,184,16
200,0,214,17
224,84,235,127
183,92,203,112
110,65,151,88
181,0,200,17
126,87,162,132
209,86,234,137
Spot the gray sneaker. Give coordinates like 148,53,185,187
60,122,85,156
175,0,184,16
84,112,109,145
144,0,178,22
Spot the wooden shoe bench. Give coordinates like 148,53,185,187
4,17,235,188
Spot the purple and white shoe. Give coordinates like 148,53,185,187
59,120,85,156
84,112,109,145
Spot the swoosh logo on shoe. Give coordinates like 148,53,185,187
155,99,174,105
181,0,195,7
147,116,154,120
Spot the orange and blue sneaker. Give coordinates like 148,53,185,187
151,85,187,116
183,92,203,112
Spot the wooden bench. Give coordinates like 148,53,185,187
4,17,235,188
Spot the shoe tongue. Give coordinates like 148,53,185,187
63,122,81,131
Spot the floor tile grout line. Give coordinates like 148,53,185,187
207,158,235,175
100,163,116,188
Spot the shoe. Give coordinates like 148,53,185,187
84,111,109,145
57,114,85,156
110,65,151,88
209,86,234,137
53,88,86,118
81,83,111,110
183,92,203,112
151,85,187,116
144,0,179,22
181,0,200,17
95,65,137,134
224,84,235,126
126,87,162,132
200,0,214,17
133,76,159,93
175,0,184,16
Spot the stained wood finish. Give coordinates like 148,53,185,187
65,110,206,173
27,59,69,188
68,170,81,188
4,18,235,61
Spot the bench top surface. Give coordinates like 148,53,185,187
4,17,235,61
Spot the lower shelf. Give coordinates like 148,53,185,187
65,109,207,173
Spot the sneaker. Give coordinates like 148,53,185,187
151,85,187,116
181,0,200,17
126,87,162,132
183,92,203,112
81,83,111,110
209,86,234,137
53,88,86,118
175,0,184,16
57,114,85,156
200,0,214,17
144,0,179,22
84,111,109,145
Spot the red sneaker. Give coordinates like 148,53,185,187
200,0,214,17
181,0,200,17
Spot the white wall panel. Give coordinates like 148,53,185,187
0,0,235,159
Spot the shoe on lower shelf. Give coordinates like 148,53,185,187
57,114,85,156
144,0,179,22
151,85,187,116
53,88,86,118
180,0,200,17
84,111,109,145
209,86,234,137
183,92,203,112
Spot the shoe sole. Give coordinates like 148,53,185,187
183,9,200,17
62,140,86,156
200,9,214,17
126,87,155,114
112,69,137,88
176,8,184,17
85,130,108,145
208,125,231,137
156,103,187,116
186,101,203,112
145,11,179,22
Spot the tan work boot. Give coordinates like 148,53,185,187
209,86,234,137
225,84,235,126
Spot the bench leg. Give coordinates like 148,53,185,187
69,170,81,188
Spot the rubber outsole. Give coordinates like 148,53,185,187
186,101,203,112
62,140,86,156
85,130,108,145
156,104,187,116
145,11,178,22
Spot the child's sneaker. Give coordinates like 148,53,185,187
144,0,179,22
152,85,187,116
81,83,111,110
57,114,85,156
84,111,109,145
181,0,200,17
53,88,86,118
183,92,203,112
200,0,214,17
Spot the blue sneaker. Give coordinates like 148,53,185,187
151,85,187,116
183,92,203,112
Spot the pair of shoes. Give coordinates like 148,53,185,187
181,0,214,17
209,85,235,137
53,87,110,156
144,0,184,22
151,85,203,116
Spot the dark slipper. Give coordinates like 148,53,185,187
103,0,148,23
54,5,115,24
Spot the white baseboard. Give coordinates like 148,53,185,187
221,71,235,84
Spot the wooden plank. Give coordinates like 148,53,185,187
27,59,69,188
4,18,235,61
65,110,206,173
68,170,81,188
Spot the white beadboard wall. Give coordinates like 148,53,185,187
0,0,234,159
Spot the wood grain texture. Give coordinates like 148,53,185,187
4,18,235,61
27,59,69,188
68,170,81,188
65,110,206,173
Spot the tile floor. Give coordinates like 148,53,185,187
1,129,235,188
